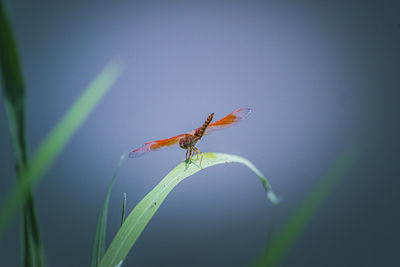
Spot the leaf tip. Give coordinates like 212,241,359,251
267,190,281,205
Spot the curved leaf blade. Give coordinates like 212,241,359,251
100,152,279,267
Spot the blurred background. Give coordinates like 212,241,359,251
0,0,399,266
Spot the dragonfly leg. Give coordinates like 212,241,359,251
185,148,192,171
189,147,193,163
193,147,203,168
193,146,199,159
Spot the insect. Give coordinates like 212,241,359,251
129,108,251,167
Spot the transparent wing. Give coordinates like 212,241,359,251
129,134,185,158
205,108,251,134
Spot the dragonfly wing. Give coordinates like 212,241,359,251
129,134,185,158
205,108,251,134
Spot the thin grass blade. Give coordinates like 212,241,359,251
91,153,126,267
254,144,358,266
100,152,279,267
27,60,123,184
0,60,123,238
0,3,44,266
121,192,126,226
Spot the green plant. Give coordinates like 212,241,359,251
0,3,123,267
0,3,43,265
255,144,358,266
92,153,279,267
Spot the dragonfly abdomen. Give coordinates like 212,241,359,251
194,113,214,138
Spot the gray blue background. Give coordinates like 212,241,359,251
1,1,399,266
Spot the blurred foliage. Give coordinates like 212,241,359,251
0,4,123,267
255,144,358,266
0,60,123,238
0,2,44,266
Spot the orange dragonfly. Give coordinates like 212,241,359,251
129,108,251,166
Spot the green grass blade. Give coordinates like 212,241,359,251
20,199,44,267
27,60,123,183
92,153,126,267
0,3,44,266
0,2,26,165
121,192,127,227
0,60,123,238
254,144,358,267
100,152,279,267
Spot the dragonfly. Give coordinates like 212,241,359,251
129,108,251,167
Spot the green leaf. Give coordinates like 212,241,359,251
254,144,358,267
0,3,44,266
92,153,126,267
121,192,127,227
0,60,123,238
100,152,279,267
27,60,123,183
0,2,26,165
20,199,44,267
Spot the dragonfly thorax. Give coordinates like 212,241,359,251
179,134,200,149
